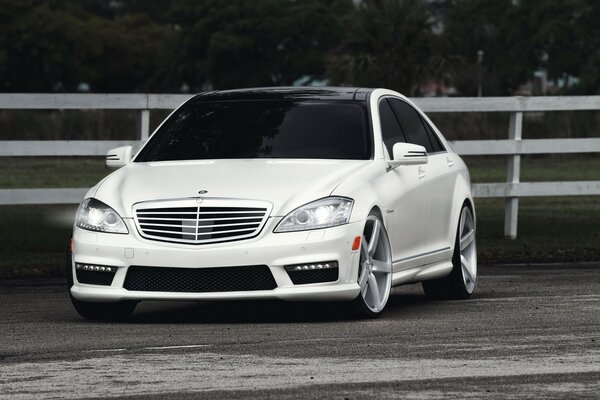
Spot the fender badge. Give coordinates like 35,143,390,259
198,190,208,195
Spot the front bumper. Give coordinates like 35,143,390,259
70,217,364,302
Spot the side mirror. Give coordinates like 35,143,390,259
106,146,132,168
389,143,428,168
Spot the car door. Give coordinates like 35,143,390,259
373,98,431,268
389,98,455,258
420,116,457,252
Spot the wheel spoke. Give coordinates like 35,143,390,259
461,254,475,283
460,229,475,251
368,220,380,256
371,259,392,273
361,235,369,258
358,216,393,313
358,264,370,289
459,208,466,236
361,282,369,297
368,273,381,309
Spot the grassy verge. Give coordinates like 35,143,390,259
1,155,599,278
2,154,600,188
1,198,598,279
0,205,76,279
464,155,600,183
0,157,109,188
475,197,600,264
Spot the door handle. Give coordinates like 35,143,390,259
447,157,455,167
418,166,426,179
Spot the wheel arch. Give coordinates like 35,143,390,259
368,205,384,221
448,171,476,253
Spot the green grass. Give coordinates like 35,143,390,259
0,205,76,279
475,197,600,264
1,197,598,279
2,155,600,188
0,157,109,188
464,155,600,183
1,155,599,278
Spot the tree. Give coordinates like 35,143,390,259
440,0,540,96
154,0,353,91
326,0,447,95
440,0,600,95
527,0,600,94
0,0,171,92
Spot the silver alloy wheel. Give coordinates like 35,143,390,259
358,216,393,313
459,206,477,294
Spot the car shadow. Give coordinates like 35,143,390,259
125,289,430,324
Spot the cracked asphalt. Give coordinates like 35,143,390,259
1,264,599,399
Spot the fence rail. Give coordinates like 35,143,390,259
1,94,600,238
4,137,600,157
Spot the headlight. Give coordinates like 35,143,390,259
274,197,353,233
75,198,128,234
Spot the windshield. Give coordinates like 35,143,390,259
134,100,372,162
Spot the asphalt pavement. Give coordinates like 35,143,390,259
1,264,599,399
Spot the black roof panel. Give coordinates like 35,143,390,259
190,87,374,102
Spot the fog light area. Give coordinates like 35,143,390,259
75,263,116,273
284,261,338,272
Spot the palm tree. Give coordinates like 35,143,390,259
327,0,448,95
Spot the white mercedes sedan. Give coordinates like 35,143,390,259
69,87,476,320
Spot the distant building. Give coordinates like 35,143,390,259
419,80,458,97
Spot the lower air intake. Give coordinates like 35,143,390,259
76,269,116,286
287,268,339,284
124,265,277,292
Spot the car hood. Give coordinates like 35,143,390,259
93,159,372,218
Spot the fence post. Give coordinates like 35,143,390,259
504,111,523,239
140,109,150,140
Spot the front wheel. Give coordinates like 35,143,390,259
423,203,477,299
353,214,393,318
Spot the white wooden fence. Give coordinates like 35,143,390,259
1,94,600,239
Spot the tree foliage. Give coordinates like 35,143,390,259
326,0,446,95
442,0,600,95
155,0,352,91
0,0,171,92
2,0,600,95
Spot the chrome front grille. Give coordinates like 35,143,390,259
133,199,272,245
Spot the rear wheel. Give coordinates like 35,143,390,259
70,296,137,321
423,203,477,299
353,214,393,318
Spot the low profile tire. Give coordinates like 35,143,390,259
423,203,477,300
353,214,393,318
70,295,137,321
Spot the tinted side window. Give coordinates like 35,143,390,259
389,99,433,153
378,99,406,157
421,116,445,153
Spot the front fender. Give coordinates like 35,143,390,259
331,160,390,228
448,162,476,252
